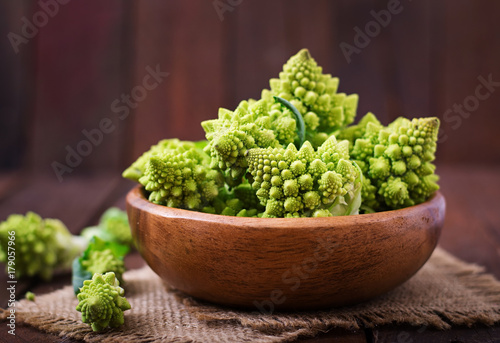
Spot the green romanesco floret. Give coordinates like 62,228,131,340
82,249,125,283
335,112,381,148
25,291,35,301
0,212,87,280
345,114,440,211
76,272,131,332
132,140,224,210
201,49,359,183
122,139,202,182
201,100,287,182
72,237,129,294
245,136,362,218
202,181,264,217
81,207,132,247
267,48,359,146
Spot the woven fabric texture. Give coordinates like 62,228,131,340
1,247,500,342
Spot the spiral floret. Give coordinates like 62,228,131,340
268,49,359,145
76,272,131,332
135,141,224,210
0,212,86,280
245,136,362,218
347,114,440,210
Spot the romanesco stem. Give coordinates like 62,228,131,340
273,96,305,149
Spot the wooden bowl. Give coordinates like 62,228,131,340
126,186,445,311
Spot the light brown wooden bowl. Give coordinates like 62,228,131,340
126,186,445,311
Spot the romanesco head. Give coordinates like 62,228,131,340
268,49,359,139
82,249,125,283
76,272,131,332
202,100,289,180
99,208,132,247
0,212,85,280
122,139,197,181
347,116,440,210
245,137,362,218
137,141,224,210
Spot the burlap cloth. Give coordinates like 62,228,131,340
1,247,500,342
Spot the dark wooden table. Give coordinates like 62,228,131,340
0,165,499,342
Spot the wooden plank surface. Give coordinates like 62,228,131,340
0,0,33,171
437,1,500,165
130,0,227,164
3,0,500,173
437,165,500,278
372,325,500,343
26,0,133,175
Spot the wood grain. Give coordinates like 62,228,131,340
27,0,133,175
0,170,498,341
127,186,445,310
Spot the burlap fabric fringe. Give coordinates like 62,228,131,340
1,247,500,342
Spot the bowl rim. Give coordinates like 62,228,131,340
127,186,445,229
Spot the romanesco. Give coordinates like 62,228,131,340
81,207,132,247
267,48,359,145
25,291,35,301
201,100,285,182
76,272,131,332
342,114,440,211
245,136,362,218
72,236,129,294
82,249,125,283
0,212,87,280
122,139,198,181
201,49,359,182
124,139,224,210
123,48,441,217
202,181,264,217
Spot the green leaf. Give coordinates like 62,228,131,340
83,236,129,260
72,257,92,295
72,236,129,294
80,226,114,243
273,96,306,148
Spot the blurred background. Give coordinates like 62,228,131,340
0,1,499,268
1,0,500,175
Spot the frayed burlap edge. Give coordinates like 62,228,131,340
0,311,161,343
1,247,500,343
179,248,500,333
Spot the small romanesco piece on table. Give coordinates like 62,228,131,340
82,249,125,283
0,212,87,280
25,291,35,301
80,207,133,248
76,272,131,332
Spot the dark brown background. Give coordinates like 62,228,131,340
1,0,500,176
